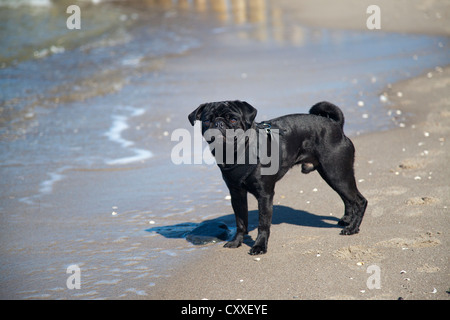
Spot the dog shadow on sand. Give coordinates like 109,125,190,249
146,205,342,248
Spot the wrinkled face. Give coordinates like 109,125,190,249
188,100,257,141
200,103,244,138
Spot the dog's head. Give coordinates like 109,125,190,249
188,100,257,138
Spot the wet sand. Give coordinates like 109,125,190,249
148,1,450,300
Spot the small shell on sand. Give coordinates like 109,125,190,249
380,94,388,103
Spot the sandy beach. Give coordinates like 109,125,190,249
147,1,450,300
149,65,450,300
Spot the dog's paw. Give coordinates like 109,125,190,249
223,239,242,249
340,226,359,235
301,163,315,174
249,244,267,255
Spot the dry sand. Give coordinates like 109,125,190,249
147,1,449,300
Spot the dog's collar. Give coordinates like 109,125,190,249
257,122,272,135
217,122,280,181
256,122,285,137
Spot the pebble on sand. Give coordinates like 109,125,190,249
379,94,388,103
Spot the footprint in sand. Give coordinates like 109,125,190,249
398,158,427,170
416,264,440,273
333,245,384,263
405,196,439,206
399,196,440,216
376,232,441,249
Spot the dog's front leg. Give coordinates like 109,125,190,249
224,188,248,249
249,194,274,255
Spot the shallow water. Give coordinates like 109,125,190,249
1,0,449,299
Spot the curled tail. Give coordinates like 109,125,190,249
309,101,345,129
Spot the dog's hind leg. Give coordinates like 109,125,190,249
249,193,274,255
316,145,367,235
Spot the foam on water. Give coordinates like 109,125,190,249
17,104,153,205
104,107,153,165
106,149,153,166
105,115,133,148
19,166,72,205
39,167,70,194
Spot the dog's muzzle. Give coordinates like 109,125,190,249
214,119,226,129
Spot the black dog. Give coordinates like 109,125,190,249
188,100,367,255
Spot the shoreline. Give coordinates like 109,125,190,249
148,64,450,300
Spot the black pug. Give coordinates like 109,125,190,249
188,100,367,255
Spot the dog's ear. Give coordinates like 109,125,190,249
188,103,208,126
236,101,257,128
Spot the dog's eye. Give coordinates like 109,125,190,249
230,118,238,124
